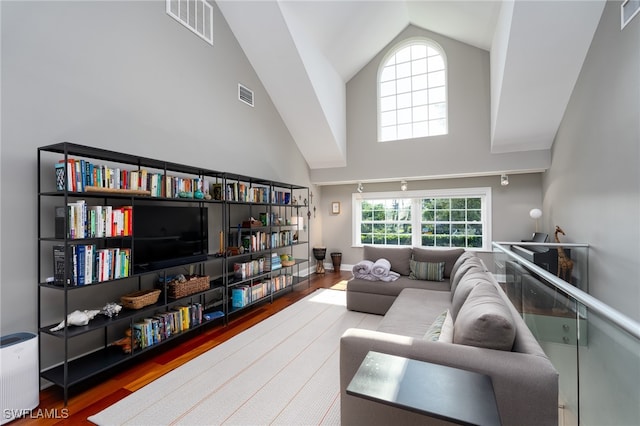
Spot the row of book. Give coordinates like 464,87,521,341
55,158,214,198
230,274,293,308
132,303,203,350
237,230,295,252
53,245,131,286
57,200,132,240
233,259,265,280
225,182,292,205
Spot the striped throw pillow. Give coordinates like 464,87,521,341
409,259,445,281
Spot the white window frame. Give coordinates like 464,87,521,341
352,187,492,251
377,37,448,142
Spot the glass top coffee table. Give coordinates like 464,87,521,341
346,351,501,426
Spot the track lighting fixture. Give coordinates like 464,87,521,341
500,174,509,186
356,182,364,193
400,180,408,191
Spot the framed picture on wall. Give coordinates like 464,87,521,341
331,201,340,214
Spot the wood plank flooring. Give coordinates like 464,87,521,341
12,272,351,425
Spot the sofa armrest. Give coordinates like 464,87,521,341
340,328,558,426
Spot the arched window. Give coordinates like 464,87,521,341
378,38,448,142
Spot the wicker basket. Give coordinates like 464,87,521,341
281,259,296,267
167,275,210,299
120,289,161,310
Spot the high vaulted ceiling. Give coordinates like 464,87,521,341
218,0,605,173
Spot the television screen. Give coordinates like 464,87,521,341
133,205,208,273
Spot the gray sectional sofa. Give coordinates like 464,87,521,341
340,246,559,426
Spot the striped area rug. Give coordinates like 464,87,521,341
88,289,381,425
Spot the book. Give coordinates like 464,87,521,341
53,245,74,286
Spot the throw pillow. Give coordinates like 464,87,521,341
423,310,448,341
412,247,464,278
438,309,454,343
409,260,445,281
453,282,516,351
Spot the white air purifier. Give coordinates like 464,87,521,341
1,332,39,425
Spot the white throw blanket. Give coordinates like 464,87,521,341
352,258,399,282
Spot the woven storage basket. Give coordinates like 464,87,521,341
281,259,295,267
167,275,210,299
120,289,161,310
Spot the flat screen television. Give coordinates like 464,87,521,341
133,205,208,273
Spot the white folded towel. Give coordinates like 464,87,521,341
371,258,392,277
352,260,374,275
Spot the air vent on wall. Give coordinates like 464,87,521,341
238,84,254,107
166,0,213,45
621,0,640,29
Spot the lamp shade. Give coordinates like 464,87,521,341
529,208,542,219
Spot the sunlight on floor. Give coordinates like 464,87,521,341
309,288,347,306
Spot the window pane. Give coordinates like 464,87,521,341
380,80,396,97
451,210,466,221
380,95,396,112
413,89,428,106
467,210,481,221
452,223,466,235
427,46,440,57
413,105,428,121
422,235,435,246
436,236,450,247
397,108,412,124
467,198,481,209
361,234,372,244
413,121,428,138
427,55,444,71
397,123,412,140
422,210,434,221
396,46,411,63
412,59,427,75
428,70,445,87
411,44,427,59
397,62,411,79
381,110,397,126
412,74,428,91
451,198,466,209
428,86,446,103
436,209,450,221
361,223,372,233
429,103,446,120
380,126,396,141
397,93,411,109
429,119,447,135
435,199,450,209
380,65,396,82
397,77,411,94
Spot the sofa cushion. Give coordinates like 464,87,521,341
363,246,412,276
450,272,493,320
409,260,445,281
449,251,477,283
453,282,516,351
412,248,464,278
450,257,486,299
376,288,450,338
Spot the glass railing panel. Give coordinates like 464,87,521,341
577,307,640,426
491,243,640,426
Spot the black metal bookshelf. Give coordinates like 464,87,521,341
37,142,309,404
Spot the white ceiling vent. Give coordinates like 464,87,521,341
166,0,213,45
621,0,640,29
238,84,254,107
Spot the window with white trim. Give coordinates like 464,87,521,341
353,188,491,251
378,38,448,142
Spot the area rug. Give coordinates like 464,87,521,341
88,289,380,425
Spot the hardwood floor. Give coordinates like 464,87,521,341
13,272,351,425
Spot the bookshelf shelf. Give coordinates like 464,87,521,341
37,142,309,404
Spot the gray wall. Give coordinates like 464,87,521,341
319,173,542,268
0,1,318,352
311,24,550,185
542,0,640,322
